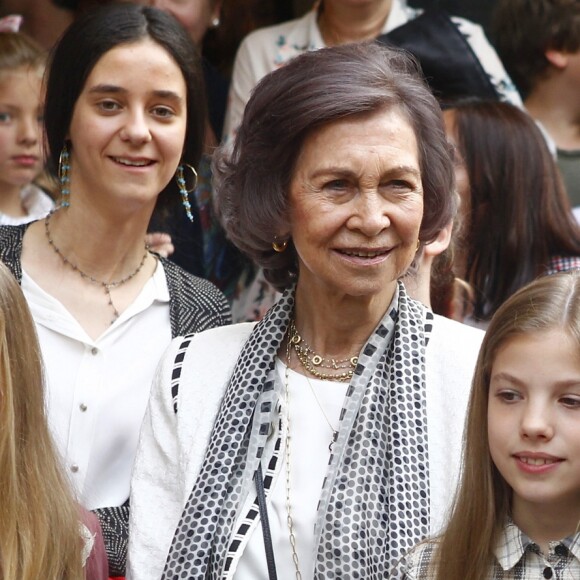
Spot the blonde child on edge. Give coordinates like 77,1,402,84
0,258,108,579
402,270,580,579
0,19,54,225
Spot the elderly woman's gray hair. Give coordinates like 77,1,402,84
213,41,456,291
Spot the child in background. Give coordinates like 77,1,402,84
0,260,107,579
0,17,53,225
402,270,580,580
493,0,580,209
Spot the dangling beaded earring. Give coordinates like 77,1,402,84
176,164,198,222
58,144,70,208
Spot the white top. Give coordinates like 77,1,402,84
126,314,485,580
0,183,54,226
22,261,172,509
233,362,347,580
223,0,522,144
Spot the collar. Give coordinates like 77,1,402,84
311,0,420,47
22,252,169,345
383,0,419,32
0,185,54,226
20,183,54,216
561,533,580,564
494,519,580,571
149,258,170,304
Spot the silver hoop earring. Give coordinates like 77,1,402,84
176,164,198,222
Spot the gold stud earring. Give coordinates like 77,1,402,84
272,238,288,252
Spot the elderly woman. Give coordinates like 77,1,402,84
128,42,483,579
224,0,521,322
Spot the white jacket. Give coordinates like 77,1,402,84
127,316,484,579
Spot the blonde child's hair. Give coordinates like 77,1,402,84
0,31,55,195
0,262,84,579
0,30,45,75
431,270,580,580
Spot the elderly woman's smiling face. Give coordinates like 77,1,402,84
288,106,423,304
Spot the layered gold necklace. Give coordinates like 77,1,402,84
288,320,358,382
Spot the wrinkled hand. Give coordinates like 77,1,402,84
146,232,175,258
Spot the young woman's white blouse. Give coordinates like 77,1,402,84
21,262,172,509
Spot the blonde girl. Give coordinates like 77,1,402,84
0,19,54,225
403,270,580,579
0,260,108,579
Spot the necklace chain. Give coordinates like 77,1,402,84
284,338,343,579
44,210,149,325
284,339,303,580
304,373,339,452
289,320,357,382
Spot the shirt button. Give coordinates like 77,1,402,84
543,567,553,579
79,403,88,412
70,464,79,473
91,347,98,355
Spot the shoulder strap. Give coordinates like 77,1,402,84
254,464,278,580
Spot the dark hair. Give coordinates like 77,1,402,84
43,3,206,210
450,99,580,321
214,41,455,291
492,0,580,96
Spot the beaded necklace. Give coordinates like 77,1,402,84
44,210,149,325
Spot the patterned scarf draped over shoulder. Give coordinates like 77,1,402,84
163,282,431,579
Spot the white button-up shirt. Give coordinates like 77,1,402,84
22,262,172,509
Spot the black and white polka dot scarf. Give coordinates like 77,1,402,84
162,282,430,579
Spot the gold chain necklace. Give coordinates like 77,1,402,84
44,210,150,325
284,339,303,580
289,320,358,382
283,340,344,579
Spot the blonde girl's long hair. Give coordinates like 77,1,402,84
0,263,84,579
433,270,580,580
